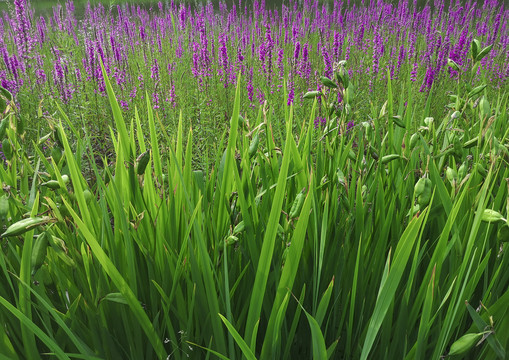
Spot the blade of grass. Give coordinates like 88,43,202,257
61,197,167,358
360,206,429,360
244,105,294,349
219,314,257,360
0,296,70,360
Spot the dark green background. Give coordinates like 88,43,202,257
0,0,470,18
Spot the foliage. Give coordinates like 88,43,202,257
1,31,509,359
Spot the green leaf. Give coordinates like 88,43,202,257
0,296,70,360
99,57,130,158
219,314,257,360
260,178,313,357
100,293,129,305
61,197,167,359
360,207,429,360
244,104,294,349
303,307,328,360
466,303,505,358
315,277,334,327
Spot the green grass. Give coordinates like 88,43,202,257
0,41,508,359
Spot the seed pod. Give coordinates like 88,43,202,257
418,189,432,208
481,209,506,223
446,167,457,182
336,66,349,88
31,232,49,275
409,133,419,149
414,177,427,196
468,84,486,98
447,58,461,72
222,235,238,248
463,136,479,148
415,178,432,208
347,149,356,161
303,91,321,99
450,111,461,120
0,195,8,220
458,162,467,180
0,118,8,139
41,180,60,190
320,76,337,89
424,117,434,127
475,44,493,62
48,235,67,251
1,216,50,238
448,333,483,356
248,131,260,158
289,190,306,219
471,39,481,61
381,154,401,164
233,221,245,234
61,174,69,184
136,150,151,175
83,189,93,203
392,116,406,129
2,138,12,159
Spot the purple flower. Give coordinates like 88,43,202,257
420,66,435,92
397,45,406,72
152,92,160,109
410,63,418,82
119,100,129,111
321,45,333,78
287,80,294,106
167,83,176,108
14,0,33,58
129,86,137,99
218,32,230,87
247,67,254,103
294,41,301,61
314,116,326,128
151,58,159,81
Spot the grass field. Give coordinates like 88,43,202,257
0,0,508,359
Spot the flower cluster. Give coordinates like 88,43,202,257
0,0,505,114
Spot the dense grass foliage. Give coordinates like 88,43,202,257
1,51,509,359
0,0,509,359
0,0,507,166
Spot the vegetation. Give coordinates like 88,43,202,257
0,0,508,359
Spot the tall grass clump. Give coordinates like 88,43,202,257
0,0,507,167
1,29,509,359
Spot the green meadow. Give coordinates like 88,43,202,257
0,0,508,358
